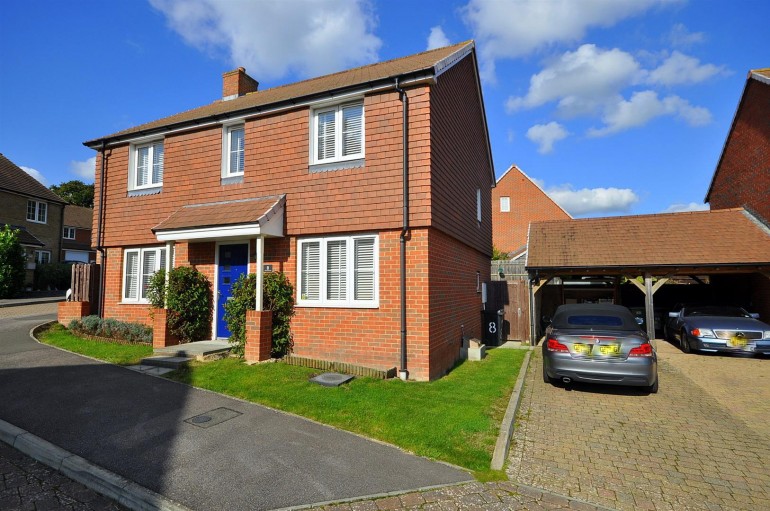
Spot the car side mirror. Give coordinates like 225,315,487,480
668,312,678,318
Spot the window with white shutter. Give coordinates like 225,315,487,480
123,247,166,303
311,101,364,165
130,140,164,190
223,125,245,177
297,235,378,308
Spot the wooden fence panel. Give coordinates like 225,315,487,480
70,263,101,306
485,280,530,343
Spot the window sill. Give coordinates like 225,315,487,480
309,158,365,174
120,300,150,305
296,301,378,309
26,219,47,224
128,186,162,197
221,175,244,185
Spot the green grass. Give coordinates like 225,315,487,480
38,323,153,365
168,348,526,475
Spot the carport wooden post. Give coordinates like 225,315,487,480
644,274,655,342
255,236,263,311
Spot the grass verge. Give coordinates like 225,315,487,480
168,348,525,475
37,323,153,365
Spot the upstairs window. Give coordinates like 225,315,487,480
123,247,166,302
63,226,76,239
500,196,510,213
130,140,164,190
297,234,378,308
27,200,47,223
312,102,364,165
223,124,245,177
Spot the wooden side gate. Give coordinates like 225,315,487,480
486,280,531,344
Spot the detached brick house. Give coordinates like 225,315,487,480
0,153,66,285
62,205,95,263
84,41,494,380
492,165,571,257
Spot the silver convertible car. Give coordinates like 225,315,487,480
542,304,658,393
666,305,770,355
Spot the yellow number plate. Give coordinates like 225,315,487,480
728,337,747,348
599,344,620,355
572,343,591,355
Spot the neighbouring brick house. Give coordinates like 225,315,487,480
83,41,494,380
0,153,66,285
705,67,770,320
62,205,95,263
491,164,571,257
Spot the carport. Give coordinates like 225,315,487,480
525,208,770,341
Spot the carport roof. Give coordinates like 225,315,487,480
526,208,770,273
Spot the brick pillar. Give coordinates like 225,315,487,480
58,301,90,326
152,308,179,349
245,310,273,362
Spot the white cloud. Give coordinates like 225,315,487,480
20,166,48,186
668,23,705,47
70,157,96,182
546,184,639,216
427,26,450,50
526,122,569,154
587,90,711,137
463,0,674,80
647,51,725,86
150,0,382,81
663,202,709,213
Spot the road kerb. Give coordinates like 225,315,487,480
491,347,533,470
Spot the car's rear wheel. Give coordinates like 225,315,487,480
648,378,659,394
542,363,553,384
680,330,691,353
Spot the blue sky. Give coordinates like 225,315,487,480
1,0,767,217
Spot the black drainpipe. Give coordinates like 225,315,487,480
395,78,409,381
96,141,107,317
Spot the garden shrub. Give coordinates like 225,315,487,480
69,315,152,344
33,262,73,290
0,225,26,298
224,272,295,357
146,266,212,343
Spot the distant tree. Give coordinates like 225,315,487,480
0,225,26,298
50,180,94,208
492,246,510,261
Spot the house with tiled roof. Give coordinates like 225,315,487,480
0,153,67,285
82,41,494,380
492,164,571,257
62,205,95,263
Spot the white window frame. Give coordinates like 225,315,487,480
296,234,378,308
63,226,76,239
128,139,164,191
221,123,245,178
34,250,51,265
27,200,47,224
310,101,365,165
500,196,510,213
122,247,166,303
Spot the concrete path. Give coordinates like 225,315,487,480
507,344,770,511
0,305,471,511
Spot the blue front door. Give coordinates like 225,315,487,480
217,243,248,338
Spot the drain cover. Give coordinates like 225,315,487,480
310,372,354,387
185,408,242,428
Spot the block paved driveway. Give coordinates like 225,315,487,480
508,340,770,511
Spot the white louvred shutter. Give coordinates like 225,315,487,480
136,147,149,187
301,242,320,300
317,110,336,160
326,240,347,300
124,252,139,300
354,238,374,300
342,104,363,156
230,128,244,173
141,250,157,299
152,142,164,184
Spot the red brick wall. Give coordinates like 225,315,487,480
492,166,571,254
709,78,770,223
430,54,494,255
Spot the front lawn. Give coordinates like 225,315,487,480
38,323,153,365
168,348,525,475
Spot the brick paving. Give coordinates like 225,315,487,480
0,442,125,511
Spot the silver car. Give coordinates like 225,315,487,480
543,304,658,393
666,305,770,355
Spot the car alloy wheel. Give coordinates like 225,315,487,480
680,330,691,353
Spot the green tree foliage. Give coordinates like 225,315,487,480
224,272,295,357
0,225,26,298
491,246,509,260
50,180,94,208
146,267,212,343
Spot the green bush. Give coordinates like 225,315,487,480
0,225,26,298
146,266,211,343
33,262,73,291
69,315,152,344
224,272,295,357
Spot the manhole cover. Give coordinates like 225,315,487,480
310,372,354,387
185,408,242,428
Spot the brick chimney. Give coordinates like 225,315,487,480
222,67,258,101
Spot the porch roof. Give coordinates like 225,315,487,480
152,195,285,242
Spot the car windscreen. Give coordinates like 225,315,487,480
551,308,639,330
566,315,624,327
684,306,747,318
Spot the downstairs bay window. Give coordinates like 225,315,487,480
297,234,378,308
123,247,167,303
